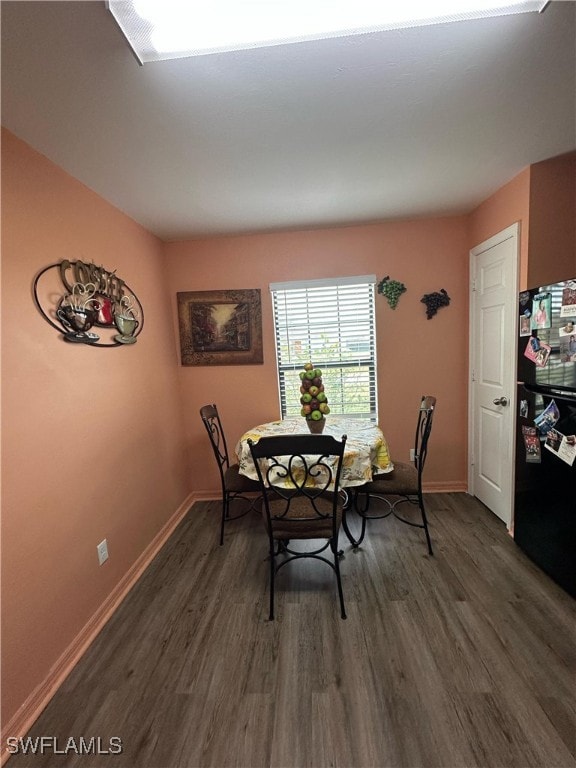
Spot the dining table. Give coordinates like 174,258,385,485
235,415,394,490
235,416,394,548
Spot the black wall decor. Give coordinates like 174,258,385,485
33,260,144,346
421,288,451,319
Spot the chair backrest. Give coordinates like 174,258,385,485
200,404,231,481
414,395,436,477
248,433,347,533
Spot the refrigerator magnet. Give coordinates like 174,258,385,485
519,399,529,418
558,328,576,363
544,428,576,466
534,399,560,438
523,337,551,368
522,425,541,463
531,292,552,330
519,314,531,336
560,281,576,317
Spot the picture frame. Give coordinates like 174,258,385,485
177,288,263,366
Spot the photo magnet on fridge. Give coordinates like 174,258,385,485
522,426,541,463
531,292,552,330
558,321,576,363
560,281,576,317
523,337,551,368
534,399,560,438
544,429,576,467
519,314,531,336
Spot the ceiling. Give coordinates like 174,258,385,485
2,1,575,242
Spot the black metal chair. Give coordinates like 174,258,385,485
346,396,436,555
200,404,261,545
248,433,348,620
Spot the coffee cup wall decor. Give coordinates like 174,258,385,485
113,296,140,344
33,260,144,348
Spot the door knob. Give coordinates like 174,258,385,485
493,397,508,406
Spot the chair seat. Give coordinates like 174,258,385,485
349,396,435,556
224,463,261,493
363,461,418,496
265,496,343,539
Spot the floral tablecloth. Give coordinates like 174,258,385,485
235,416,393,490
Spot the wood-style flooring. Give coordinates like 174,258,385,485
7,494,576,768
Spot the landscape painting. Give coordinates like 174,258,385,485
177,289,263,366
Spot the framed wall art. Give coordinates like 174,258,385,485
177,288,263,366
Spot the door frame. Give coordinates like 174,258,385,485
468,222,520,528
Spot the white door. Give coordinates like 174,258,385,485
469,224,519,528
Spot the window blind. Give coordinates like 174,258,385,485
270,276,378,420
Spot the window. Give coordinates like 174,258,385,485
270,275,377,421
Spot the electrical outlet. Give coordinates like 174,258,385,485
409,448,416,462
97,538,109,566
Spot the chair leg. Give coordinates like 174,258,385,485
219,493,227,546
341,507,357,546
269,542,276,621
331,537,347,619
418,492,434,555
342,490,369,548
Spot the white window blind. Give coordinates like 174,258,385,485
270,276,378,420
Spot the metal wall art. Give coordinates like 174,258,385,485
177,289,263,366
421,288,451,319
377,276,407,309
34,260,144,346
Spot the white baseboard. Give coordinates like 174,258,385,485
1,492,197,764
423,482,468,493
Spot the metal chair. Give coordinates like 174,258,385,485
248,433,348,620
346,396,436,554
200,404,261,545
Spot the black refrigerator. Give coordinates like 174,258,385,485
515,279,576,598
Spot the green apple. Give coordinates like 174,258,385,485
310,409,323,420
305,370,316,380
319,403,330,414
308,385,319,397
314,369,322,377
299,371,306,380
301,393,312,404
316,392,327,402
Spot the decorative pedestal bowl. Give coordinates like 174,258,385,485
306,417,326,434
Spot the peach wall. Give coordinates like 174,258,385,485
1,131,190,733
527,154,576,285
468,168,531,289
3,122,573,753
164,218,470,495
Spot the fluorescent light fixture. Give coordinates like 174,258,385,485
108,1,549,64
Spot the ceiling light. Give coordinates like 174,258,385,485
107,0,549,64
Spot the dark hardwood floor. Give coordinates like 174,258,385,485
7,494,576,768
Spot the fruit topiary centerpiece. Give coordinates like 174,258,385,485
299,362,330,433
